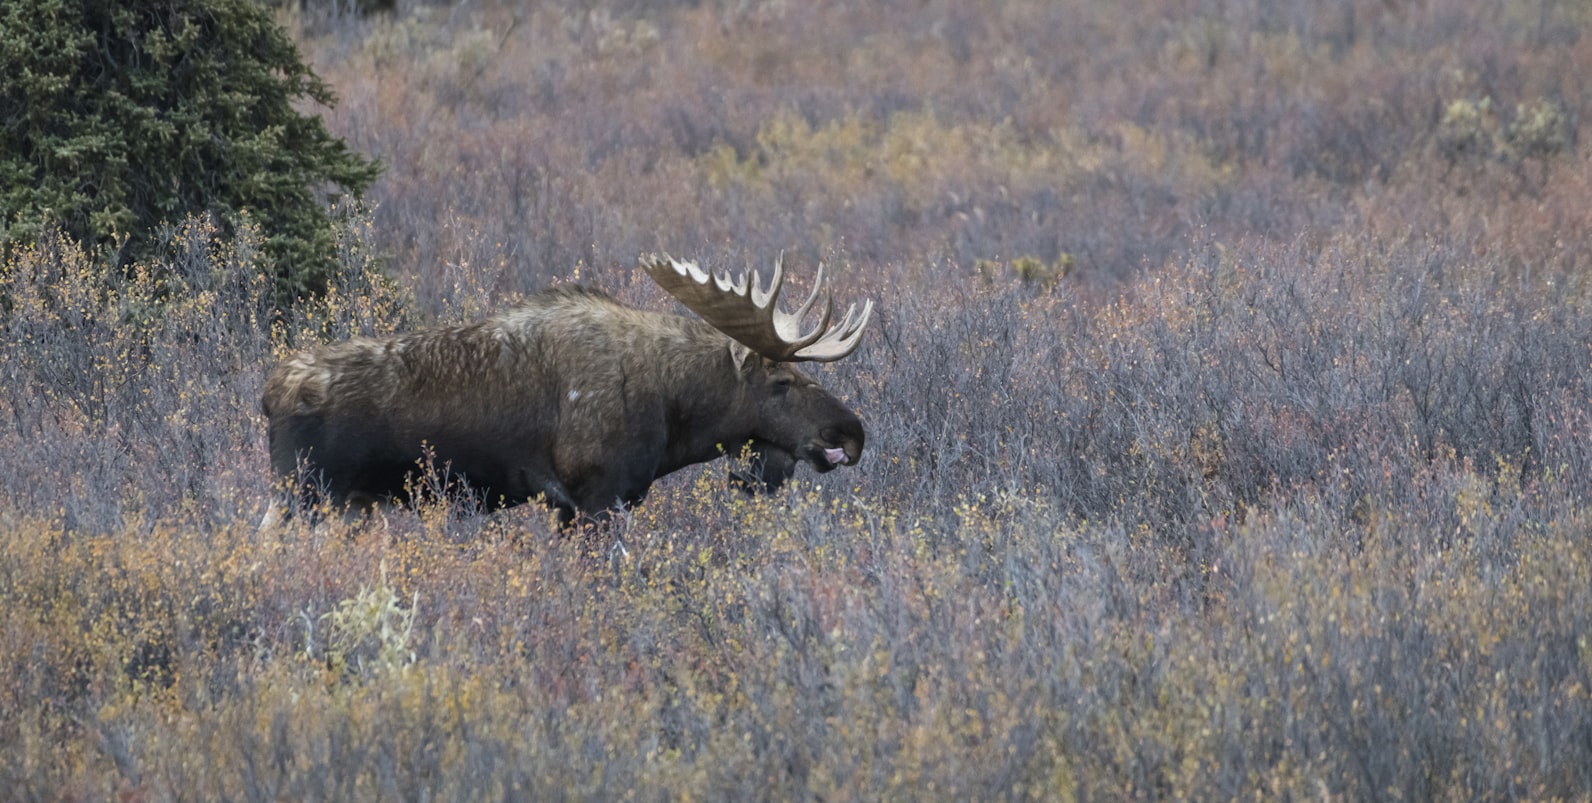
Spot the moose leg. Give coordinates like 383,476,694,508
563,453,659,522
509,465,578,525
259,450,337,530
259,499,287,531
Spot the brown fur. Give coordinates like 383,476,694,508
261,285,865,525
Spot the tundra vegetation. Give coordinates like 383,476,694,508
3,0,1592,798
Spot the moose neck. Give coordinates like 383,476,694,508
654,328,764,476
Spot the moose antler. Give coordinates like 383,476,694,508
642,254,873,362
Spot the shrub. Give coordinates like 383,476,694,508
0,0,380,305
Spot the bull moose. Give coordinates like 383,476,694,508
260,254,873,526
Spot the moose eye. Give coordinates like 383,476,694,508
773,376,794,392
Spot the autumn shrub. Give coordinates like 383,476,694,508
289,0,1588,304
0,215,403,532
4,451,1589,798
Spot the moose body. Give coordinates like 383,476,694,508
261,256,871,525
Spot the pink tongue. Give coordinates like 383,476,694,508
824,447,849,465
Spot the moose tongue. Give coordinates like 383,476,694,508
824,447,849,466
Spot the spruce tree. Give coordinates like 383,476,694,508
1,0,381,304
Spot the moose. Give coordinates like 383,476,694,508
260,254,873,526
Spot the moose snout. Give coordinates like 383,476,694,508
822,421,866,465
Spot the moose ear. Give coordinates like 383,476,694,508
729,341,755,373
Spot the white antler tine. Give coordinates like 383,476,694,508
751,252,783,310
661,254,695,283
826,302,859,342
829,299,872,344
851,300,875,336
789,260,826,323
793,298,873,361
